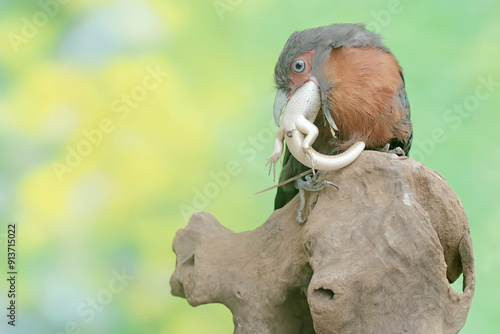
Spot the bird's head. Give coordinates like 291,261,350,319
273,24,388,129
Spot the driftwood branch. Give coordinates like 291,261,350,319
170,151,474,334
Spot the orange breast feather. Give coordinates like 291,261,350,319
322,46,409,150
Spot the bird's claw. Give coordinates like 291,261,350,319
381,144,406,156
295,172,339,223
390,147,406,156
323,180,339,190
297,176,338,192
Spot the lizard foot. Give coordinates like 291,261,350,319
295,173,338,224
266,152,283,182
305,148,316,177
381,143,406,157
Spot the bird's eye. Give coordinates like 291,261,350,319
292,59,305,73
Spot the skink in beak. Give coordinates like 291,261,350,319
273,80,339,131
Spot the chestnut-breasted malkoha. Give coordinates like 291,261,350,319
270,23,412,210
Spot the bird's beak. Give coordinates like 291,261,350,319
273,88,288,126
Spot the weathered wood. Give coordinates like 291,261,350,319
170,151,474,334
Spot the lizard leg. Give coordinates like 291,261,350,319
266,126,285,181
306,148,316,177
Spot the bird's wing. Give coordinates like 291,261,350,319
396,70,413,155
273,145,310,210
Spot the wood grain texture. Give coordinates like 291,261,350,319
171,151,474,334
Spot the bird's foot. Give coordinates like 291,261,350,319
381,143,406,156
295,173,338,224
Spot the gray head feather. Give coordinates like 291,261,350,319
274,23,390,90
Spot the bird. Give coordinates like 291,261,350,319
272,23,413,210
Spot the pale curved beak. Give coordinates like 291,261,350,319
273,88,288,126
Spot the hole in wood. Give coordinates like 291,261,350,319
314,288,335,300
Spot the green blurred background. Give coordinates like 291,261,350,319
0,0,498,333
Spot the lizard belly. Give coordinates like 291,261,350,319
285,130,365,170
281,81,365,171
